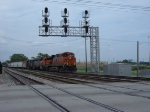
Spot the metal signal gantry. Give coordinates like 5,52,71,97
39,8,100,74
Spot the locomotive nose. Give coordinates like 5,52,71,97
67,56,75,66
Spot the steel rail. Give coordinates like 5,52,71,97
2,69,25,85
14,69,91,84
3,68,70,112
87,84,150,100
14,68,150,82
48,84,124,112
6,68,124,112
3,69,39,85
35,73,91,84
11,68,150,82
100,83,150,93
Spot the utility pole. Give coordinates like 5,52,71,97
137,41,139,77
108,45,110,64
148,36,150,65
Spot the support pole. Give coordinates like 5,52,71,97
137,41,139,77
0,61,2,74
148,36,150,65
85,37,87,73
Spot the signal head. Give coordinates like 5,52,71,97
85,10,88,15
85,21,88,24
45,17,48,23
45,7,48,13
64,18,67,24
64,8,67,14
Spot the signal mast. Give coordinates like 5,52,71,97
39,7,100,74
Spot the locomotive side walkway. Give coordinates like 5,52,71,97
0,83,150,112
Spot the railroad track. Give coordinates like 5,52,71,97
12,68,150,83
11,68,93,84
3,68,71,112
63,73,150,82
11,68,150,100
4,67,124,112
5,68,150,110
1,70,24,86
3,68,43,85
7,68,150,100
87,84,150,100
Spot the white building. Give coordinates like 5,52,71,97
103,63,131,76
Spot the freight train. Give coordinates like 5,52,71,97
8,52,77,72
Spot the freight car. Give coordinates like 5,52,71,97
8,61,27,68
8,52,77,72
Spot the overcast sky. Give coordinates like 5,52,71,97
0,0,150,63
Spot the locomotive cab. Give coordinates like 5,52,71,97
62,52,76,66
61,52,77,72
52,52,77,72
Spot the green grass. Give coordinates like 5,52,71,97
77,65,90,74
76,64,103,74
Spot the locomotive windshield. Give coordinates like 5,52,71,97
70,53,75,57
62,53,68,57
62,53,75,57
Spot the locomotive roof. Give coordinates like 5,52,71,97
60,52,74,54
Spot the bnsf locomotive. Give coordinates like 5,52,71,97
8,52,77,72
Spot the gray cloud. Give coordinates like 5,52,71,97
0,0,150,62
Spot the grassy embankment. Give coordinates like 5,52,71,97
76,62,103,74
132,65,150,76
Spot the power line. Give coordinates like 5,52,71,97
50,1,150,14
33,0,150,14
100,37,150,44
100,38,136,42
1,35,150,44
82,1,150,11
2,35,150,44
0,36,33,43
89,1,150,10
0,36,82,44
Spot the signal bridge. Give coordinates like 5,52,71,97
39,7,100,74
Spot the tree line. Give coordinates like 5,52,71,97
2,53,49,65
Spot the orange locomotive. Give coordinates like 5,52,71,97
38,52,77,72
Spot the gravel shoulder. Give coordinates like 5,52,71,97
0,69,17,87
0,76,2,84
